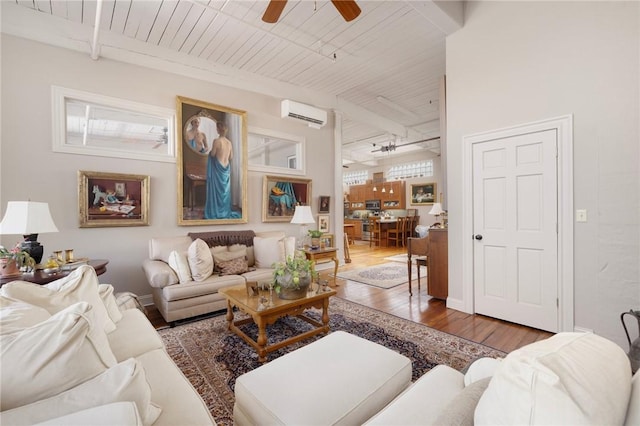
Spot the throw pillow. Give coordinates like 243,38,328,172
230,243,255,267
0,358,161,426
463,357,503,386
474,332,632,425
0,295,51,334
187,238,213,282
1,265,117,334
253,236,285,268
167,250,192,283
217,256,249,275
433,377,491,426
0,302,116,411
213,248,247,270
98,284,123,324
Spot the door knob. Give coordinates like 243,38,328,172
474,234,483,240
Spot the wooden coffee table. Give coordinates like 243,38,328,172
219,283,336,362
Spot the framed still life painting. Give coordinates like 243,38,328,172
78,170,149,228
177,96,248,225
262,175,312,223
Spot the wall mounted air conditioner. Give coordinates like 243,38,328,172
281,100,327,129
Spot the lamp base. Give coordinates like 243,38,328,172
20,234,44,264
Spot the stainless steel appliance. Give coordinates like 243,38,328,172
362,219,371,241
365,199,381,210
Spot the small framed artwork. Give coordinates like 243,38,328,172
78,170,150,228
320,233,334,248
318,214,330,233
177,96,248,225
262,175,312,222
410,183,436,205
319,195,330,213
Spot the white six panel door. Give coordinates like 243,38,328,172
472,129,558,332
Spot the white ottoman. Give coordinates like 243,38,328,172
234,331,412,425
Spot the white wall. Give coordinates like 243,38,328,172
0,35,336,297
446,1,639,346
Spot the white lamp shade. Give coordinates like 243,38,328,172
428,203,444,216
0,201,59,235
290,205,315,224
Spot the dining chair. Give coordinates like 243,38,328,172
387,217,406,247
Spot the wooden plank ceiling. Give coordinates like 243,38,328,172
5,0,455,166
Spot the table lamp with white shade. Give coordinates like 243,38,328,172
290,205,315,249
428,202,445,228
0,201,59,264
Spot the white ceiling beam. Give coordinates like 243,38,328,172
90,0,104,60
408,1,464,35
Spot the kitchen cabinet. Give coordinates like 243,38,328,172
381,181,406,209
349,185,367,203
349,181,405,208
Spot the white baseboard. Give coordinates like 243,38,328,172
139,294,154,307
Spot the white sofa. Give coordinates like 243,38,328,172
142,230,295,324
235,331,640,425
0,265,214,425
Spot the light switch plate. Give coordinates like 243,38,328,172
576,209,587,222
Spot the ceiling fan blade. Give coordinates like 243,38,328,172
262,0,287,23
331,0,361,22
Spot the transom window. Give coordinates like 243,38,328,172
387,160,433,180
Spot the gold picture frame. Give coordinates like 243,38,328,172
177,96,248,225
78,170,150,228
320,233,334,248
410,182,436,205
262,175,312,222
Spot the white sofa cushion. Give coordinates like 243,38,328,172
33,402,143,426
0,302,115,411
187,239,214,282
0,358,161,426
136,348,216,426
167,250,192,283
1,265,117,333
98,283,123,324
475,332,632,425
0,295,51,334
625,370,640,426
107,308,164,361
365,364,465,425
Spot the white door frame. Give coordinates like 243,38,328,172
460,115,574,332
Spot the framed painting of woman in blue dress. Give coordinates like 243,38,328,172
176,96,248,225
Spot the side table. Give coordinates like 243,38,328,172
302,248,339,286
0,259,109,287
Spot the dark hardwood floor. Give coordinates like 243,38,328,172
146,240,553,354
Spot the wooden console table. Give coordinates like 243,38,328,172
0,259,109,287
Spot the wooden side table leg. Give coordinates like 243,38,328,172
332,256,339,286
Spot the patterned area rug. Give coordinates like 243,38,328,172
384,253,427,265
158,298,505,425
336,262,426,288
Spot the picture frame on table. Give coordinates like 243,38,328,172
177,96,247,225
317,214,330,233
410,182,436,205
78,170,149,228
320,233,334,248
262,175,312,222
319,195,330,213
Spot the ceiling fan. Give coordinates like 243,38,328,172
262,0,361,24
371,136,441,153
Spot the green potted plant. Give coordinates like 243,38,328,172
308,230,324,249
273,251,318,300
0,243,35,276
